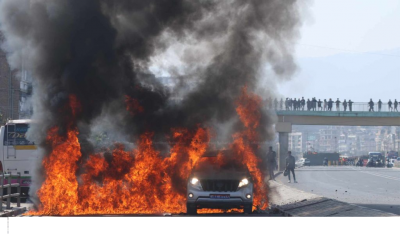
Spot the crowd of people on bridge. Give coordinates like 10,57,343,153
267,97,400,112
367,99,399,112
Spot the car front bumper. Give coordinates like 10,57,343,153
187,184,253,209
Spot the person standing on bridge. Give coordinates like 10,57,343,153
388,99,392,112
323,99,327,111
307,99,311,111
286,151,297,183
267,146,277,181
318,99,322,111
328,98,333,111
343,99,347,111
301,97,305,111
378,99,382,112
368,99,374,112
285,98,288,110
280,98,283,110
274,98,278,110
394,99,398,112
336,98,341,111
268,97,273,109
348,99,353,111
313,97,317,111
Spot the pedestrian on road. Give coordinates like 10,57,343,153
394,99,398,112
336,98,341,111
343,99,347,111
317,99,322,111
286,151,297,183
267,146,277,181
388,99,392,112
323,99,327,111
368,99,374,112
348,99,353,111
378,99,382,112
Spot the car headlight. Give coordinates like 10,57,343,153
190,177,199,185
238,178,249,188
189,177,202,190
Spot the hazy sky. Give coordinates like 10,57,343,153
278,0,400,102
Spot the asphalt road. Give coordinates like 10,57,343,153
276,166,400,215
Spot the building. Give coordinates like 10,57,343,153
288,132,303,158
318,126,339,153
0,33,33,122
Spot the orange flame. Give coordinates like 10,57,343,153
29,87,268,215
232,86,268,210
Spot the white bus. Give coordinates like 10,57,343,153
0,119,37,200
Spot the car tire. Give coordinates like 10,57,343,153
187,204,197,215
244,205,252,214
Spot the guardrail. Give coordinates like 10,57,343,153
0,173,21,211
272,102,400,112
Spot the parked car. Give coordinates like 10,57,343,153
295,158,305,168
295,158,310,167
387,159,395,168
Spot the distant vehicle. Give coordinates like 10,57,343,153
295,158,305,168
387,159,394,168
387,151,398,159
304,158,311,166
366,152,385,168
397,157,400,161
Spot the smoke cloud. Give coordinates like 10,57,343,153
0,0,304,206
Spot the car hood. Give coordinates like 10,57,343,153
192,169,249,180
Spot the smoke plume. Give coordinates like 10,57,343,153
0,0,304,210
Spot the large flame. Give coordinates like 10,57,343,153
29,87,268,215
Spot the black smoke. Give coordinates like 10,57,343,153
0,0,304,202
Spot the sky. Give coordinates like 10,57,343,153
278,0,400,102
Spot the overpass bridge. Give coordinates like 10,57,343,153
273,103,400,170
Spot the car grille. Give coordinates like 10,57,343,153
200,179,240,192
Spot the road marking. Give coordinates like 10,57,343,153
351,168,400,182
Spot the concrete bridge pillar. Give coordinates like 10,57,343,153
275,122,292,171
278,132,289,171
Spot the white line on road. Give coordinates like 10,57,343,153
351,168,400,182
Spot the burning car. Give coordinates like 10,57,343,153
186,151,254,215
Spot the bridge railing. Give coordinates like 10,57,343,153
273,102,399,112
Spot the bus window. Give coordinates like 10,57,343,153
3,123,35,146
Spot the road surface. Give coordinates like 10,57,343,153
276,166,400,215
